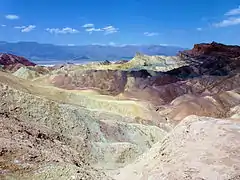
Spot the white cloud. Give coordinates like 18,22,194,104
225,6,240,16
108,42,133,47
86,28,102,32
85,27,103,34
21,25,36,32
82,23,94,28
102,25,119,34
14,25,36,32
118,43,139,47
109,42,116,46
14,26,26,29
213,6,240,28
214,17,240,27
91,43,139,47
91,43,106,46
1,24,6,27
82,24,119,35
196,28,202,31
67,44,75,46
46,27,79,34
5,14,19,20
144,32,159,36
159,43,169,46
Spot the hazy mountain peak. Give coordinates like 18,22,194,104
0,41,186,63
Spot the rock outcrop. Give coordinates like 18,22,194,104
180,41,240,58
175,42,240,76
0,53,36,72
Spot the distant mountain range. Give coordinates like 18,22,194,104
0,41,186,64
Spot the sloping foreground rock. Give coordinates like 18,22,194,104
115,116,240,180
0,115,112,180
114,115,240,180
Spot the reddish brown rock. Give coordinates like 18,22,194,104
180,41,240,58
168,42,240,78
50,70,128,95
0,53,36,72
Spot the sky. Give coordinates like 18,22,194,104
0,0,239,48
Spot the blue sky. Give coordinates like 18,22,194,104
0,0,239,47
